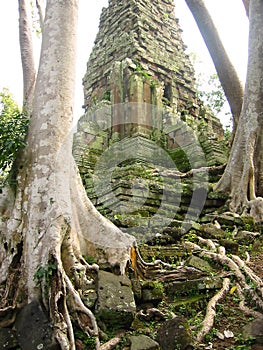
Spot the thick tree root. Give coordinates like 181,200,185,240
196,277,230,342
99,336,123,350
236,284,263,319
64,274,99,339
232,255,263,298
132,246,206,281
42,261,100,350
198,250,263,312
183,238,263,343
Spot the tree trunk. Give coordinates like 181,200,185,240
185,0,244,135
242,0,250,17
35,0,45,30
0,0,135,348
216,0,263,222
18,0,36,114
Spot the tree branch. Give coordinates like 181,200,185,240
185,0,244,135
242,0,250,17
35,0,45,31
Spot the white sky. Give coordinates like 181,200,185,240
0,1,248,123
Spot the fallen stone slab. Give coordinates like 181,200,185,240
96,270,136,329
15,300,59,350
157,316,194,350
0,328,18,349
129,334,160,350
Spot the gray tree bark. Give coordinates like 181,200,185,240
35,0,45,30
185,0,244,136
216,0,263,221
0,1,135,348
242,0,250,17
18,0,36,114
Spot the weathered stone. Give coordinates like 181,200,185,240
243,317,263,345
236,230,260,244
15,300,59,350
139,245,186,264
131,277,142,301
73,0,228,238
219,239,239,253
82,288,97,308
240,215,256,229
165,277,222,300
198,223,226,239
129,334,160,350
216,213,239,227
96,270,136,329
131,316,145,331
141,281,164,304
157,316,194,350
191,222,202,231
185,255,214,273
0,328,18,349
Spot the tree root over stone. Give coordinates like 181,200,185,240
129,237,261,344
131,246,206,281
1,218,263,348
183,238,263,345
196,277,230,342
130,238,263,346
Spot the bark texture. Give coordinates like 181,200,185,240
243,0,250,17
18,0,36,114
35,0,45,30
185,0,244,134
216,0,263,221
0,1,135,348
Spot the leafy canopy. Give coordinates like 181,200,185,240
0,89,29,179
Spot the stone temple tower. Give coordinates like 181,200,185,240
73,0,227,238
76,0,226,165
83,0,197,113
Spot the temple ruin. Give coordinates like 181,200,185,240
73,0,228,240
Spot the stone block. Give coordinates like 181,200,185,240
96,270,136,329
141,281,164,304
129,334,160,350
243,317,263,345
165,276,222,300
157,316,194,350
185,255,214,273
15,300,59,350
0,328,18,349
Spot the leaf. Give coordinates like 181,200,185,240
229,285,237,294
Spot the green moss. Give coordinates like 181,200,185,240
74,328,97,350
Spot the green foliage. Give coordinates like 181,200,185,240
204,327,218,342
224,126,232,141
101,90,111,101
33,263,57,287
75,329,97,350
197,73,226,114
83,255,97,265
134,62,151,79
0,89,29,179
227,335,255,349
133,61,159,88
152,281,164,294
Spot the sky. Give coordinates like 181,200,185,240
0,1,248,125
